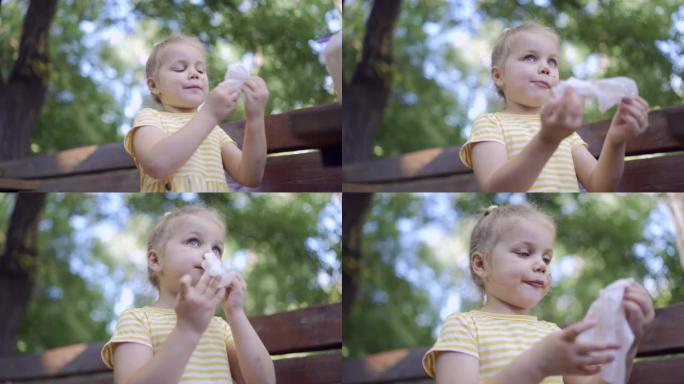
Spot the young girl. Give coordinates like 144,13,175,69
459,22,650,192
126,35,269,192
422,204,655,384
101,206,275,384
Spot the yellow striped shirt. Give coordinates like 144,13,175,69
423,310,563,383
101,306,235,383
125,108,237,192
459,112,588,192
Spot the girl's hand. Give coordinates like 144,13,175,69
175,273,226,335
623,281,655,344
540,88,584,145
242,76,270,121
222,273,247,317
606,97,650,145
530,318,620,377
205,82,241,124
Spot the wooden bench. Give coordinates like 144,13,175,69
342,302,684,384
344,105,684,192
0,302,341,384
0,104,342,192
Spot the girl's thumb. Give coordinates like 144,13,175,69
179,274,192,299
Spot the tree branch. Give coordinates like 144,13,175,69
9,0,58,83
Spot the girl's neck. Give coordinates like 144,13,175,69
151,287,177,309
162,104,198,113
503,100,542,115
480,295,531,316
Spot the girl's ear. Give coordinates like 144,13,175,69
148,249,162,273
491,66,504,89
471,252,489,280
147,78,160,98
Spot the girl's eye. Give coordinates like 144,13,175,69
543,256,552,264
548,58,558,67
212,246,222,255
515,250,530,257
523,54,536,62
187,238,200,246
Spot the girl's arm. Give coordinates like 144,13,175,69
112,327,202,384
221,77,269,187
226,309,275,384
133,84,241,180
471,136,562,192
434,351,479,384
573,97,650,192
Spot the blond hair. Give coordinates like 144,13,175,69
147,205,225,288
468,203,555,290
145,35,206,104
491,21,559,98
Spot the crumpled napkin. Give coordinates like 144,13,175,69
200,252,237,288
223,63,251,89
552,77,638,112
320,32,342,102
576,278,635,384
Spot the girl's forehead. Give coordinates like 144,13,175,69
170,213,225,235
496,215,555,243
508,31,559,56
159,42,206,65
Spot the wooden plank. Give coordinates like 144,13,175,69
580,105,684,157
0,104,341,180
343,174,479,192
24,151,339,192
0,342,107,381
0,178,40,191
275,352,341,384
342,347,429,384
252,303,342,355
628,356,684,384
632,302,684,356
225,103,341,152
233,151,341,192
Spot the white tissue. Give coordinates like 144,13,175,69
552,77,638,112
200,252,237,288
576,278,635,384
223,63,251,89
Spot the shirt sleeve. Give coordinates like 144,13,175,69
459,114,506,168
216,127,237,147
422,313,479,378
100,309,153,369
568,132,589,150
124,108,163,161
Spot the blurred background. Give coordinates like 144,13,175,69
0,192,341,356
343,193,684,357
344,0,684,159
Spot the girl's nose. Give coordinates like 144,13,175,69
539,65,550,75
533,260,546,273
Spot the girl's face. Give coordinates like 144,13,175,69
150,213,225,294
492,31,560,114
148,42,210,113
475,215,554,314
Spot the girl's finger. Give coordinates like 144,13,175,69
179,274,192,299
211,287,226,306
579,352,615,366
577,364,601,375
196,271,210,293
576,341,621,355
563,318,597,341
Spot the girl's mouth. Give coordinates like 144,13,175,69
523,280,545,289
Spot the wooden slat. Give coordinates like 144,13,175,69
275,352,341,384
0,303,341,381
344,174,479,192
342,347,429,384
15,151,339,192
0,178,40,191
0,104,341,180
628,356,684,384
580,105,684,157
632,302,684,356
252,303,342,355
619,155,684,192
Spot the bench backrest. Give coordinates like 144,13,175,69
342,302,684,384
0,303,341,384
0,104,342,192
344,105,684,192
